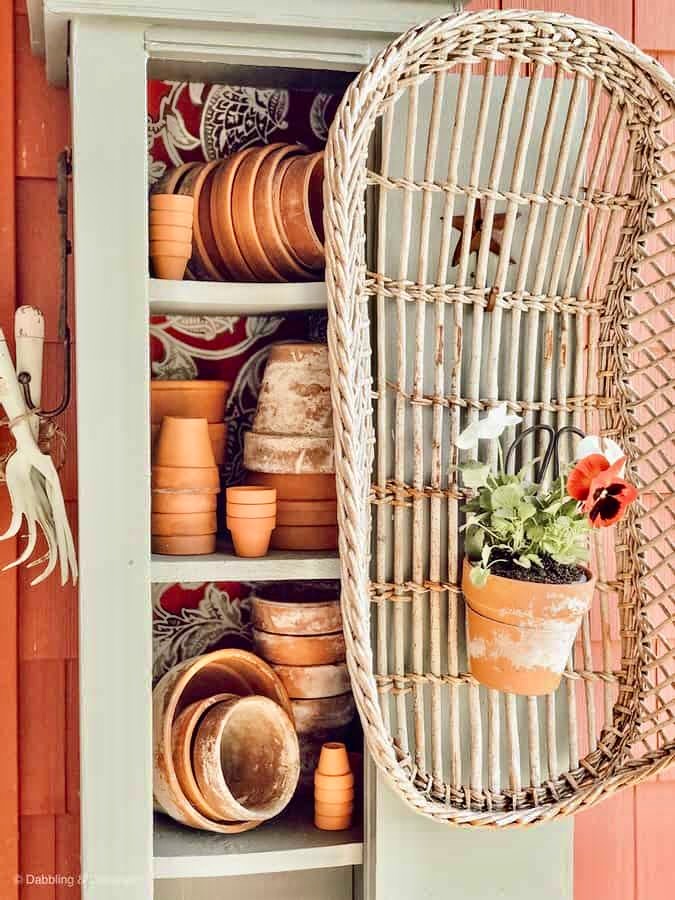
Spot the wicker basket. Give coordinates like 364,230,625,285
324,10,675,826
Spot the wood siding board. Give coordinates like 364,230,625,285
19,815,56,900
55,815,81,900
19,562,78,661
65,659,80,815
636,2,675,51
502,1,633,40
19,660,66,817
635,782,675,900
574,788,636,900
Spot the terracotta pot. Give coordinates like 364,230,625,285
227,518,275,558
151,162,200,196
276,499,338,527
272,663,350,699
254,629,345,666
150,380,230,424
276,152,324,270
150,193,194,213
292,692,355,735
314,812,352,831
149,224,193,243
247,472,336,501
193,695,300,821
251,585,341,635
150,243,191,281
226,485,276,505
316,742,351,776
315,799,353,817
151,511,217,537
152,534,216,556
152,649,291,831
152,490,217,514
315,785,355,803
154,417,216,469
171,692,239,822
231,143,287,281
152,422,227,466
244,433,335,475
148,209,194,229
210,150,257,281
254,144,314,280
462,559,594,627
270,524,338,551
314,770,355,791
253,343,332,438
465,604,578,696
226,503,277,519
151,465,220,492
177,161,227,281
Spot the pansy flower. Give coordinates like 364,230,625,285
567,455,637,528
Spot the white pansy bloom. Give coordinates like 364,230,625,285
575,435,625,469
456,403,522,449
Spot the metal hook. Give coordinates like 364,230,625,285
505,424,587,482
18,149,72,418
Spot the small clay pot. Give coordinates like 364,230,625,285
248,472,336,501
152,465,220,492
150,194,194,213
149,224,193,243
316,742,351,776
465,604,577,696
251,586,341,635
270,524,338,551
253,629,345,666
244,433,335,476
276,499,338,527
276,152,324,270
210,151,257,281
272,663,350,699
152,534,216,556
315,799,353,817
192,695,300,821
226,503,277,519
151,511,217,537
314,812,352,831
154,417,216,469
227,517,275,558
152,490,217,514
314,770,355,791
151,380,230,424
292,692,355,734
149,209,194,229
315,785,355,804
226,485,277,506
177,161,226,281
150,241,191,280
151,162,200,196
151,421,227,466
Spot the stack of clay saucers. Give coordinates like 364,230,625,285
153,648,300,833
149,194,194,279
251,583,355,790
150,145,324,282
244,343,338,551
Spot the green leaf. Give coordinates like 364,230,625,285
516,555,531,568
470,565,490,587
491,484,523,509
460,461,491,489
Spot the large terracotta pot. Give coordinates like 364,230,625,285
248,472,337,501
272,663,351,699
244,432,334,474
253,629,345,666
463,560,594,696
292,692,355,735
276,152,325,271
250,582,341,635
150,380,230,424
154,417,216,469
177,160,226,281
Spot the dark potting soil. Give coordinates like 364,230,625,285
489,553,588,585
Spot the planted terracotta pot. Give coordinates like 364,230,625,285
148,209,194,229
251,583,341,635
152,649,292,831
253,343,332,438
154,417,216,469
210,150,257,281
152,533,216,555
254,629,345,666
192,695,300,821
227,516,275,558
152,465,220,492
276,152,325,270
244,433,335,475
151,511,217,537
317,741,351,776
270,524,338,551
150,380,230,424
150,193,194,213
152,422,227,466
226,503,277,519
177,161,226,281
248,472,336,501
272,663,350,699
152,490,217,514
149,224,192,243
276,499,338,527
292,692,355,734
226,485,276,506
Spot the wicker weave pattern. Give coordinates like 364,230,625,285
324,10,675,825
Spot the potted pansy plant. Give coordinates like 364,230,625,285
458,405,638,696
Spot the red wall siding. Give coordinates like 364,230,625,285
1,4,672,899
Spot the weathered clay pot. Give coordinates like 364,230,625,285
317,742,351,776
152,490,218,515
227,516,275,558
226,485,276,506
152,422,227,466
244,433,335,474
292,692,355,734
151,465,220,492
276,152,325,270
152,649,291,831
152,534,216,556
193,695,300,821
151,380,230,424
151,511,217,537
254,629,345,666
272,663,350,699
154,417,216,469
210,150,257,281
270,524,338,551
177,160,226,281
251,583,341,635
253,343,332,438
150,193,194,213
276,499,337,527
248,472,337,501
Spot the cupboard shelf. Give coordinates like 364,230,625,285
151,544,341,582
149,278,328,316
153,800,363,880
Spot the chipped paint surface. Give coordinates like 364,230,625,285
468,618,579,674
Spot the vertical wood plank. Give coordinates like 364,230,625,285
636,782,675,900
503,1,633,40
65,659,80,815
636,2,675,50
19,815,56,900
55,815,81,900
19,660,66,816
574,789,635,900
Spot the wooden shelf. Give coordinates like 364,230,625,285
151,544,340,582
153,799,363,880
149,278,327,316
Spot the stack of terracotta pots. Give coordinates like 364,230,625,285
244,343,337,551
151,145,324,282
153,648,300,833
150,380,230,556
251,583,355,791
149,194,194,280
314,742,354,831
226,486,277,558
